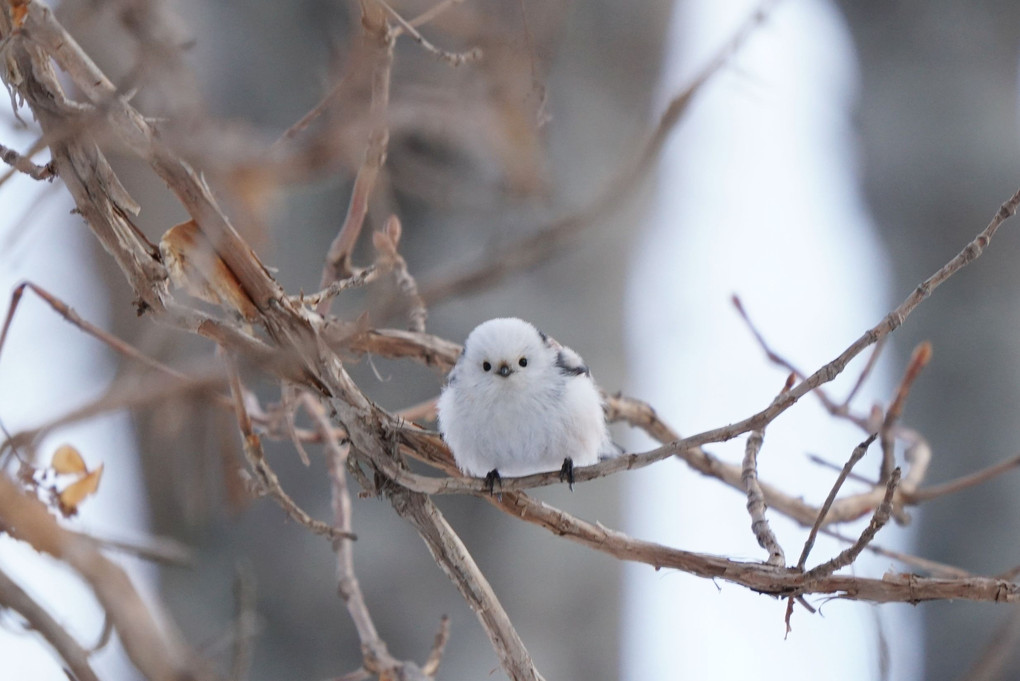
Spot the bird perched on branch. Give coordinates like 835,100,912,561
437,317,613,493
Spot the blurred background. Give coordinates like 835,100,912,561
2,0,1020,679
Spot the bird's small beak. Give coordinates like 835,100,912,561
497,363,513,378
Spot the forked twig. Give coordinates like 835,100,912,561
804,468,901,582
797,434,878,571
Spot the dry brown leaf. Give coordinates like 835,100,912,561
51,444,87,475
10,0,28,28
57,464,104,517
160,219,260,322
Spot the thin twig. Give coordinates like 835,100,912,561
304,394,441,678
317,398,395,671
280,383,313,466
92,532,194,567
665,184,1020,467
317,1,394,314
880,342,932,482
841,336,887,409
407,0,466,29
806,453,876,486
271,76,347,148
906,453,1020,503
421,615,452,677
5,367,228,454
224,358,355,541
732,293,869,430
821,527,972,579
296,265,379,308
0,282,186,380
374,216,427,332
379,0,481,66
0,141,56,180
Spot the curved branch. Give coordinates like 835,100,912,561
488,489,1018,605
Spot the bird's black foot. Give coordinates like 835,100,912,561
484,469,502,497
559,457,575,491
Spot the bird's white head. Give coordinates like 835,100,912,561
457,317,553,391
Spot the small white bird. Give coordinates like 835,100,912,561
437,317,613,492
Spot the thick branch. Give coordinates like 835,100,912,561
389,488,545,681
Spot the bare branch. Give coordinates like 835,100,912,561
488,488,1018,604
742,429,786,567
1,282,189,380
664,184,1020,456
0,476,216,680
91,532,194,567
389,488,546,681
320,402,400,674
907,453,1020,503
0,566,102,681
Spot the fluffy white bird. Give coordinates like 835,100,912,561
437,317,612,492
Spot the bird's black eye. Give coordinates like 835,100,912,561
482,361,492,372
518,357,528,368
